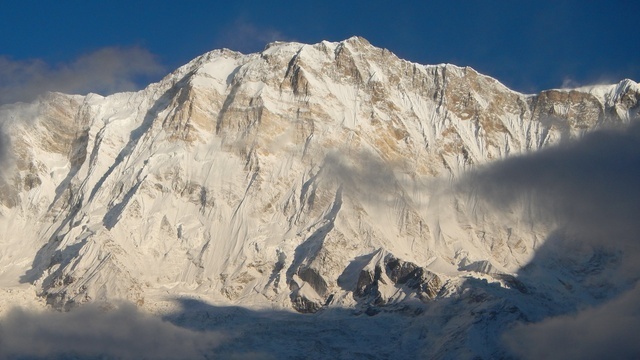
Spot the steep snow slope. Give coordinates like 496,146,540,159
0,37,639,356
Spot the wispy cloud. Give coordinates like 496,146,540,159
462,122,640,253
215,19,290,54
560,77,581,89
561,75,626,89
322,150,400,197
0,46,165,105
0,302,225,359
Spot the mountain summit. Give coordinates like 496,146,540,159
1,37,639,358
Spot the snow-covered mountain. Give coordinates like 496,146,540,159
1,37,639,358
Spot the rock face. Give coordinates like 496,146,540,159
0,37,638,317
352,249,442,306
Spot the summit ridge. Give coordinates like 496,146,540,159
0,37,638,358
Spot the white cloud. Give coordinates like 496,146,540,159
504,283,640,360
561,77,580,89
0,302,225,359
462,122,640,256
459,122,640,358
0,46,165,105
215,19,290,53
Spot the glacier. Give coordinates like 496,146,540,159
0,36,638,358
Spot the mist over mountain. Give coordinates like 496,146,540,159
0,37,638,359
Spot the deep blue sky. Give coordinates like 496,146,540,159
1,0,639,95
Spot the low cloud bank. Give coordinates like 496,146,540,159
504,283,640,360
460,121,640,358
0,302,225,359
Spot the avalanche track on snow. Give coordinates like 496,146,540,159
0,37,639,358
